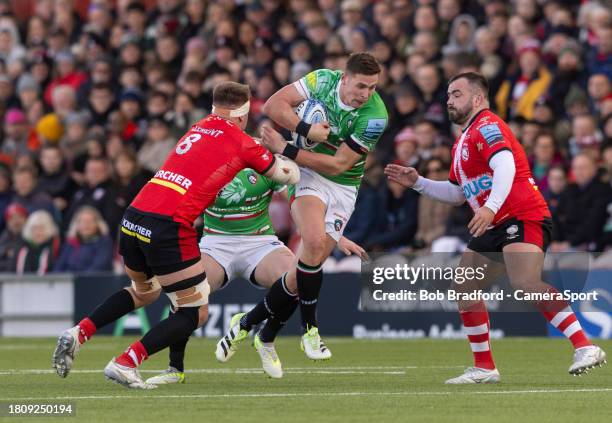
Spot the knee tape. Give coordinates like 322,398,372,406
163,273,210,308
131,276,162,294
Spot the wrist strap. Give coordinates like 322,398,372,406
282,143,299,160
295,120,311,138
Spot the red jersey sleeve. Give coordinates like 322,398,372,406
240,134,276,175
474,121,512,163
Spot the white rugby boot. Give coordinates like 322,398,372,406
253,334,283,379
569,345,607,376
300,326,332,360
215,313,248,362
104,358,157,389
445,367,501,384
52,326,81,378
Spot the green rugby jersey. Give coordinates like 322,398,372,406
294,69,388,186
203,169,285,236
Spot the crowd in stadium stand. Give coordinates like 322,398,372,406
0,0,611,274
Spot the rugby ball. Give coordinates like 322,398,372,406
292,99,328,150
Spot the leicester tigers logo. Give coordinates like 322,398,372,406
334,219,343,232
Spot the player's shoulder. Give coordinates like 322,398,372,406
470,110,507,136
304,68,340,88
472,110,508,130
358,91,389,119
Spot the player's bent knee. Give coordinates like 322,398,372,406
128,277,162,306
162,272,210,309
301,234,327,256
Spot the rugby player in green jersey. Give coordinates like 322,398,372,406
218,53,388,360
146,167,365,381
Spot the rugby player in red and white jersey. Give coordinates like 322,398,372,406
385,72,606,384
52,82,300,389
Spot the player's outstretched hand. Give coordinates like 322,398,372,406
384,164,419,188
468,206,495,237
338,237,370,262
308,122,330,142
261,124,287,154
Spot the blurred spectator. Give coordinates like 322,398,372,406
544,164,568,216
137,116,175,173
414,63,449,129
14,209,59,275
496,39,552,120
528,131,566,194
0,203,27,271
37,144,77,214
51,84,77,118
602,142,612,182
568,113,604,160
43,50,87,106
392,127,420,168
377,84,420,161
341,153,382,253
64,157,121,237
442,14,477,56
588,73,611,116
0,164,11,231
550,42,587,120
113,148,152,212
363,170,419,251
12,166,56,218
551,154,612,252
16,73,40,112
1,108,33,161
414,118,441,160
53,206,113,273
337,0,368,52
88,83,116,128
586,24,612,78
412,158,453,253
474,26,505,98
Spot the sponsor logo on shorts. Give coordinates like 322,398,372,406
121,218,152,242
506,224,519,240
299,186,317,192
271,241,282,246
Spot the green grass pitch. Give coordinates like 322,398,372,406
0,337,610,422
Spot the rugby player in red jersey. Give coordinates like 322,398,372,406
52,82,300,388
385,72,606,384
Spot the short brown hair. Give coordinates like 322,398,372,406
346,52,381,76
448,72,489,96
213,81,251,108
